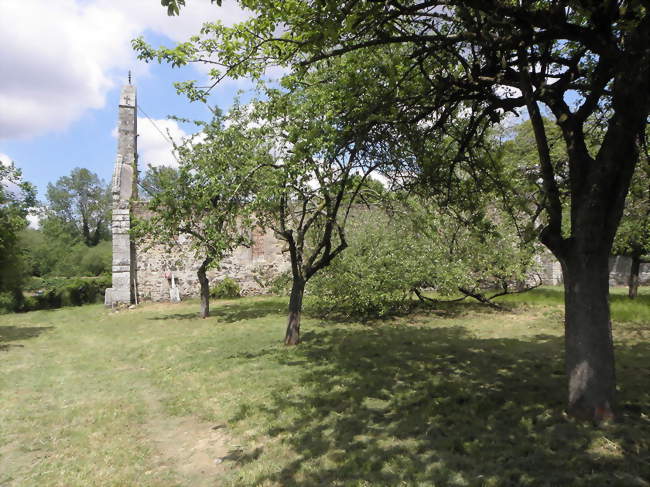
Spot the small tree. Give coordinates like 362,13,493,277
135,109,270,318
245,76,396,344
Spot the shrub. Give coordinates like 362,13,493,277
308,203,539,319
20,275,112,312
79,241,112,276
0,292,19,315
210,278,241,299
307,212,436,318
268,271,292,296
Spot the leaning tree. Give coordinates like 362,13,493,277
141,1,649,421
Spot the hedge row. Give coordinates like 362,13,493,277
0,275,112,314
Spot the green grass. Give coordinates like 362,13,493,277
496,285,650,324
1,290,649,486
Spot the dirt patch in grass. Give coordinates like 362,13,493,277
139,386,232,485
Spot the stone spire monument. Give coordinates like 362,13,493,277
105,79,138,306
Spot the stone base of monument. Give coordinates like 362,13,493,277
104,288,114,307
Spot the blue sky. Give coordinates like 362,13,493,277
0,0,252,201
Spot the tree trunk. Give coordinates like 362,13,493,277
562,250,616,423
628,253,641,299
197,258,212,319
82,219,91,247
284,277,305,345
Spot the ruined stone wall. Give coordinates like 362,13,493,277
133,208,290,301
608,256,650,286
537,253,650,287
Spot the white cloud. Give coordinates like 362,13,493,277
97,0,250,43
0,153,12,167
27,213,40,229
137,117,187,169
0,152,25,199
0,0,250,140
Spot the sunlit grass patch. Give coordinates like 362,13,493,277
496,285,650,325
1,295,648,486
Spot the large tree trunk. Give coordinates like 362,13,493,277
284,277,305,346
628,253,641,299
561,249,616,423
197,258,212,319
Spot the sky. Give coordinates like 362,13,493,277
0,0,254,202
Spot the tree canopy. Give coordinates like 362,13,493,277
45,168,110,247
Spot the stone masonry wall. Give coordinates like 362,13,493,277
537,252,650,287
134,216,290,302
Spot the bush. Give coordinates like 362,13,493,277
79,241,112,276
0,291,20,315
307,212,435,318
210,278,241,299
21,226,112,278
308,203,539,319
20,275,112,312
268,271,292,296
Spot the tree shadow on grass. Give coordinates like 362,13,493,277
0,325,54,351
231,324,650,486
208,299,286,323
148,312,202,321
305,299,503,324
148,299,286,323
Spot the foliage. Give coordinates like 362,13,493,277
209,277,241,299
613,152,650,258
0,162,36,309
160,0,220,17
21,228,112,277
19,275,112,312
78,241,112,276
308,201,540,318
135,0,650,282
45,167,110,247
134,107,269,269
0,290,23,315
138,165,179,200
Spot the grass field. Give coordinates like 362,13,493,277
1,288,649,486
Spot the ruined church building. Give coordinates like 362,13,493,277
104,82,648,306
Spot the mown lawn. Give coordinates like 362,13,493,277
1,289,648,486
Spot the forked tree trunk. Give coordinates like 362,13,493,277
561,250,616,422
197,258,212,319
628,253,641,299
284,277,305,346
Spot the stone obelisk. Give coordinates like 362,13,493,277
105,82,138,306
